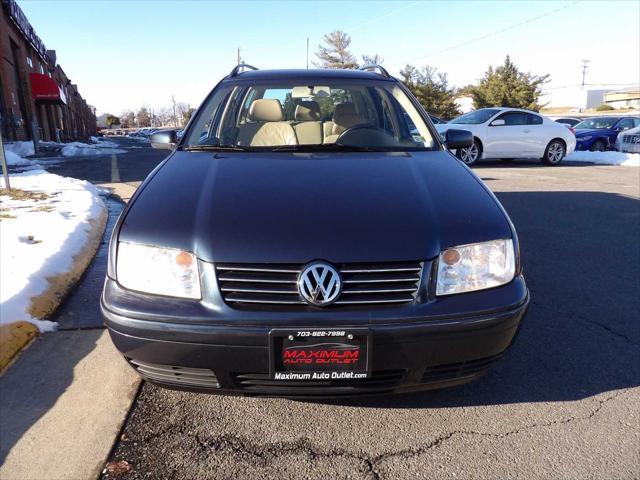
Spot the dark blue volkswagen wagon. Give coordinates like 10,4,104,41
102,65,529,397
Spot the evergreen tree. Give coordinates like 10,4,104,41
468,55,549,111
136,107,151,127
105,114,120,128
400,65,460,119
315,31,358,69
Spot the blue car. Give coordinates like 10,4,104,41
574,116,640,151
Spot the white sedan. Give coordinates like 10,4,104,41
436,108,576,166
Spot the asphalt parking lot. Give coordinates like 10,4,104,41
48,142,639,479
89,148,637,479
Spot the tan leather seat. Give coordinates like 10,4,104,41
323,103,365,143
237,99,298,146
292,101,322,145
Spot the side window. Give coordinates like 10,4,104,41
634,119,640,128
527,114,543,125
616,118,634,131
495,112,528,126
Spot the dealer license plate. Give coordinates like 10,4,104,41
269,329,371,381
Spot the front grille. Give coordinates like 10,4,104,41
129,359,220,388
233,370,406,395
215,261,423,308
420,354,503,384
623,134,640,144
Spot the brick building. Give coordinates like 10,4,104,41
0,0,96,143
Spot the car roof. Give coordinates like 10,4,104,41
225,68,396,82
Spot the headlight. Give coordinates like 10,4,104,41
578,135,592,141
436,239,515,296
116,242,201,299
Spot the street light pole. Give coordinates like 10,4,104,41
0,130,11,190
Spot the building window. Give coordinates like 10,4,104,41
27,57,33,68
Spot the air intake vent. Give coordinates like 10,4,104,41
215,261,423,308
129,359,219,388
421,354,503,384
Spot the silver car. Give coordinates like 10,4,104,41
616,126,640,153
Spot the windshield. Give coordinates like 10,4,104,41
184,80,435,151
574,117,619,130
449,109,500,125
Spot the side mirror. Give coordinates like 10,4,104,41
445,129,473,150
490,119,505,126
150,130,178,150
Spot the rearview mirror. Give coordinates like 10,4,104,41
490,119,505,126
150,130,178,150
445,129,473,150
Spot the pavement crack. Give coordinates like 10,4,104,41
127,391,626,479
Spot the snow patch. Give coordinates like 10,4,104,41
0,169,106,332
61,141,126,157
566,151,639,166
4,141,35,158
4,150,35,166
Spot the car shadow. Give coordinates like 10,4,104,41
329,190,640,408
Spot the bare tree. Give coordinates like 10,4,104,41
362,54,384,66
315,30,358,69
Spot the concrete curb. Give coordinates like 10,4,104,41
0,322,38,372
0,200,108,374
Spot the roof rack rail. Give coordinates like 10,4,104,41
229,64,259,77
359,65,391,78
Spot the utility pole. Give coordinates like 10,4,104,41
0,130,10,190
171,95,177,127
237,47,241,65
306,37,309,69
581,59,590,87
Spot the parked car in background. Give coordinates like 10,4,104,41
553,117,581,127
436,107,576,166
429,113,445,124
574,116,640,151
616,125,640,153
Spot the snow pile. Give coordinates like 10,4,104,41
61,141,126,157
566,151,639,167
3,141,37,166
4,141,35,157
0,169,106,331
4,150,34,166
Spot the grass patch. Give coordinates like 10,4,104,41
0,188,51,202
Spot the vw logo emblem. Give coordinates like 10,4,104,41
298,263,342,306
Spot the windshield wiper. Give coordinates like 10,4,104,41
183,144,251,152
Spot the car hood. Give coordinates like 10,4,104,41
574,128,611,137
119,150,511,263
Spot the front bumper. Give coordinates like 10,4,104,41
102,276,529,397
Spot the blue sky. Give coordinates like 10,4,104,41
20,0,640,115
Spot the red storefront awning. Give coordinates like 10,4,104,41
29,73,67,105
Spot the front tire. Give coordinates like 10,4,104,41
542,139,566,166
590,139,606,152
456,139,482,166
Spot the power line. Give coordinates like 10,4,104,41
409,0,581,63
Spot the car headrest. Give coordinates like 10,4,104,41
249,99,284,122
333,102,361,126
294,101,321,121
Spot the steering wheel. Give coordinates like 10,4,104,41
336,123,399,147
